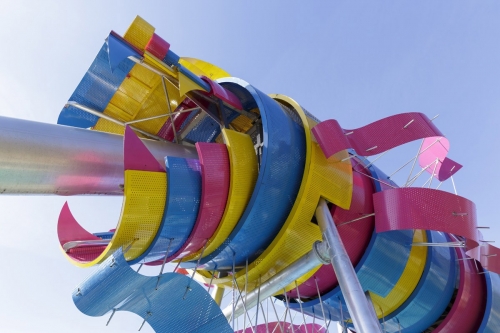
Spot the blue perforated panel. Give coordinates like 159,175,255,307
136,157,201,264
374,231,456,332
73,250,232,333
186,79,306,271
57,43,134,128
478,271,500,333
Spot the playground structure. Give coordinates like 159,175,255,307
0,16,499,332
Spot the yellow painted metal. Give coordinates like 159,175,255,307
66,170,167,267
200,95,353,291
178,71,209,98
181,129,258,262
179,57,231,80
143,51,178,78
370,230,428,319
93,63,181,136
123,16,155,51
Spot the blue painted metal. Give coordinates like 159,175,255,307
289,159,411,320
289,229,412,322
57,43,134,128
93,232,114,240
73,249,232,333
185,78,306,270
478,271,500,333
375,231,457,333
107,33,141,72
135,157,202,264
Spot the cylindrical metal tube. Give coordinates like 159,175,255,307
0,116,197,195
222,241,329,320
316,198,383,333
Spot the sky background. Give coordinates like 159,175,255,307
1,1,500,332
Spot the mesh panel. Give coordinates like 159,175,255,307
58,43,134,128
73,251,232,333
142,157,201,263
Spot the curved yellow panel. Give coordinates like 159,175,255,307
123,16,155,51
181,129,258,261
70,170,166,267
370,230,428,319
179,57,231,79
93,63,180,136
201,95,353,291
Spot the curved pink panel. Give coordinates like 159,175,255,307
418,137,462,181
480,244,500,274
287,158,375,298
157,100,197,141
149,142,230,264
57,202,106,262
200,76,243,110
433,242,486,333
145,33,170,60
312,112,442,158
124,126,165,172
373,188,479,251
236,322,327,333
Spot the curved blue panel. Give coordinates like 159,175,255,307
290,229,413,321
373,231,456,332
478,272,500,333
57,43,134,128
73,250,232,333
186,78,306,270
133,157,201,264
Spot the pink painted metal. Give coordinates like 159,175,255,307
480,244,500,274
145,33,170,60
287,158,375,298
156,100,197,141
146,143,230,265
200,76,243,110
235,322,327,333
124,126,165,172
311,112,442,158
418,137,462,181
373,188,479,251
57,202,106,262
433,241,486,333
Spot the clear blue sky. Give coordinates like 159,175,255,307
1,1,499,332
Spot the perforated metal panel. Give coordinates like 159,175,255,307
182,129,257,263
94,63,181,136
63,170,166,267
57,44,134,128
140,157,201,264
478,272,500,333
189,81,307,272
379,232,457,333
123,16,155,51
73,250,233,333
205,95,354,291
434,245,486,333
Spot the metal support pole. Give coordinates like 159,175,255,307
315,198,383,333
222,240,330,321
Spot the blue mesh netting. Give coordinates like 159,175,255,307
57,43,134,128
73,249,232,333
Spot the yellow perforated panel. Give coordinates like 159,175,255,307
370,230,427,319
202,95,353,291
68,170,166,267
93,63,181,136
182,129,258,262
179,57,231,79
123,16,155,51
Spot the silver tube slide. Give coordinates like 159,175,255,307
0,116,197,195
